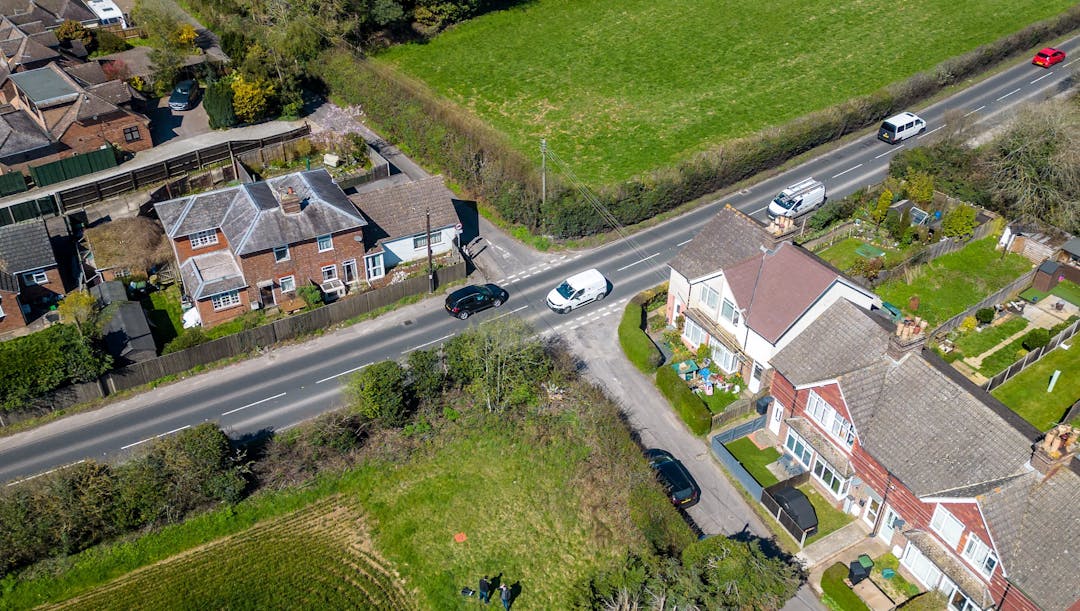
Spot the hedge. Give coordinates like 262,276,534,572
655,365,711,436
322,7,1080,239
619,299,664,373
820,563,870,611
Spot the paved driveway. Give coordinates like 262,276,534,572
149,95,212,145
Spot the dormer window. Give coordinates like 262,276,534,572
189,229,218,249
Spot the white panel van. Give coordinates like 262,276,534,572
546,269,608,313
878,112,925,144
767,178,826,219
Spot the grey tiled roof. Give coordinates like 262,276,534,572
1063,236,1080,257
669,204,775,281
770,298,889,384
979,468,1080,611
63,61,107,86
0,218,54,274
0,269,17,292
179,251,245,300
102,301,156,363
157,169,366,256
0,107,51,160
348,175,458,246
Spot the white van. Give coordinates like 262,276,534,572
767,178,826,219
878,112,925,144
546,268,608,314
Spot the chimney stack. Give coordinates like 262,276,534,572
279,186,301,215
886,317,928,361
765,215,795,237
1030,424,1079,476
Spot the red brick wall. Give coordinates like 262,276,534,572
0,289,27,334
172,230,231,262
239,227,367,306
61,117,152,155
196,289,250,327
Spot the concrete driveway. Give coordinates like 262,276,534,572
149,95,211,145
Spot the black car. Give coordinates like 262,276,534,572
168,80,199,111
444,284,508,319
645,449,700,508
771,487,818,537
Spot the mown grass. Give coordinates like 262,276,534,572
876,238,1033,326
378,0,1074,185
992,346,1079,431
821,562,871,611
724,437,780,487
799,484,852,546
979,337,1029,377
954,316,1029,358
619,301,663,373
817,238,902,272
1020,280,1080,306
142,285,183,350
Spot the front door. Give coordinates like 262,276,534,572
259,284,276,307
878,505,899,543
768,399,783,435
863,497,881,528
748,362,764,393
343,259,358,285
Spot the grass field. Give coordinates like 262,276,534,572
378,0,1074,184
876,238,1033,326
992,346,1079,431
725,437,780,487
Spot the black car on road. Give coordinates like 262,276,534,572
444,284,508,320
645,449,701,508
169,80,199,111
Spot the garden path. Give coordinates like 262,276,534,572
965,326,1033,369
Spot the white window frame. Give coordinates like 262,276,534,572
930,505,965,549
683,317,707,346
720,298,740,325
961,534,998,578
210,290,241,311
365,253,385,280
709,341,738,373
413,232,443,250
273,245,290,262
22,269,48,285
321,265,337,281
699,284,720,311
812,456,849,499
279,275,295,294
189,229,218,249
806,391,855,449
0,298,5,318
784,430,813,468
317,234,333,252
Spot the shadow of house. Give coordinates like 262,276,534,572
93,279,156,363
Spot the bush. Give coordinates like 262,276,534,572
655,365,711,435
619,301,663,373
93,29,127,54
0,323,112,413
904,170,934,205
163,326,208,354
975,307,995,325
941,204,977,238
406,348,444,405
807,190,867,231
296,285,322,308
959,316,977,332
1021,328,1050,351
821,563,870,611
873,189,893,224
345,361,407,427
204,80,237,130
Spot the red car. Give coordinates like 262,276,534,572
1032,47,1066,68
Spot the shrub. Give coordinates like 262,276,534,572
904,170,934,205
873,189,893,224
163,326,208,354
296,285,322,308
849,256,883,281
345,360,407,427
975,307,995,325
1021,328,1050,351
0,323,112,413
619,301,663,373
406,348,444,405
821,563,870,611
93,29,127,54
941,204,977,238
960,316,977,332
204,80,237,129
807,190,867,231
655,365,711,435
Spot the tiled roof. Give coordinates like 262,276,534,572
0,269,17,292
64,61,107,86
0,107,51,160
178,251,246,300
156,169,366,257
725,242,842,344
770,298,891,384
0,218,54,274
0,0,94,26
669,204,775,281
102,301,156,363
348,175,458,247
1063,236,1080,257
979,467,1080,611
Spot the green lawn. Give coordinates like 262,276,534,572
954,316,1029,357
992,346,1080,431
876,237,1033,326
725,437,780,487
822,563,871,611
378,0,1073,185
702,389,740,414
979,337,1029,377
800,484,853,546
818,238,902,272
142,285,183,351
1020,280,1080,307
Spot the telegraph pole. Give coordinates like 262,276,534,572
426,209,435,292
540,139,547,207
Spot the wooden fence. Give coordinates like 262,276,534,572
983,317,1080,392
931,268,1037,339
104,259,466,392
866,220,997,287
710,397,760,430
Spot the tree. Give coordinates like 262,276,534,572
204,80,237,129
149,46,182,96
231,74,274,124
975,307,995,325
443,319,549,411
941,203,977,238
406,348,444,406
905,169,934,205
872,189,893,224
172,23,197,48
57,290,101,338
345,361,407,427
56,20,92,45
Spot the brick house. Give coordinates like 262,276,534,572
764,298,1080,611
156,169,371,327
0,218,62,333
665,204,879,393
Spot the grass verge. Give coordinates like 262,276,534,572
655,365,711,435
991,345,1079,431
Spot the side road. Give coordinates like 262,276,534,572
565,312,826,611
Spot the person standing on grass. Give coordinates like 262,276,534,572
478,576,491,604
499,583,511,610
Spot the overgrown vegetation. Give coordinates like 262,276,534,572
655,365,711,435
619,299,663,373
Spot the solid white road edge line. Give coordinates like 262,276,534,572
221,392,287,416
121,425,191,451
6,459,86,487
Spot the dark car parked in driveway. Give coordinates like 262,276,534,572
645,449,700,508
771,486,818,537
168,80,199,111
444,284,508,320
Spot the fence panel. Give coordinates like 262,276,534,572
983,318,1080,391
711,436,764,500
712,411,765,442
932,269,1037,338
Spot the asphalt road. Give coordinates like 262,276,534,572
3,35,1079,484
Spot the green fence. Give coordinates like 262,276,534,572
29,147,117,188
0,195,58,227
0,172,28,197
